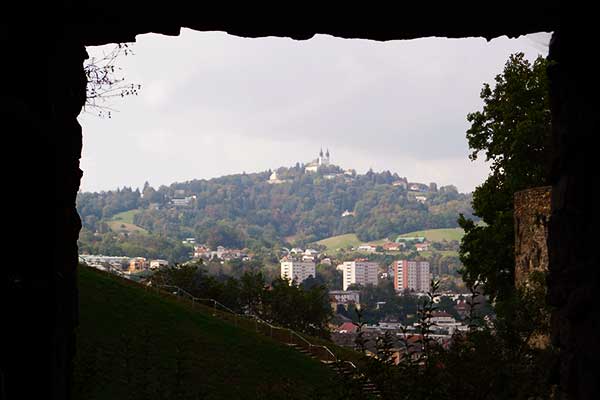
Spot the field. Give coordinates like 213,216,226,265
315,233,386,251
110,209,139,224
396,228,464,242
107,209,148,234
316,228,464,252
74,266,337,399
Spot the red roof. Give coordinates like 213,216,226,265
338,322,358,333
432,311,452,318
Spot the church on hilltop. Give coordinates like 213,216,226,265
305,148,330,173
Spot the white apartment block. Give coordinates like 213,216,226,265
280,261,316,284
339,261,379,291
393,260,430,293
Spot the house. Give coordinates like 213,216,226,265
341,210,356,217
329,290,360,306
357,244,377,253
193,245,211,259
392,178,408,189
128,257,147,273
149,259,169,269
408,182,428,192
337,322,358,334
415,195,427,203
382,242,404,251
415,243,429,252
171,194,196,207
320,257,332,265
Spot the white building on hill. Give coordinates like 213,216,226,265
281,260,316,284
305,148,331,173
338,261,379,291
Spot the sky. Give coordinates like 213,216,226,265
78,29,551,193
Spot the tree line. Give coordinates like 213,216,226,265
77,167,475,251
150,262,333,339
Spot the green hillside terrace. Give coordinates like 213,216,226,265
73,266,342,400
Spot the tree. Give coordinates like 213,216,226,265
459,53,551,302
84,43,141,118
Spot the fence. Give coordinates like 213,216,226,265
155,284,340,363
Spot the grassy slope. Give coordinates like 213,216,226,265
397,227,464,242
315,234,387,251
316,228,463,252
107,209,148,234
74,266,335,400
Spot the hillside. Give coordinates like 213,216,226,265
316,233,385,252
73,266,337,399
397,227,464,242
77,164,476,260
316,229,463,253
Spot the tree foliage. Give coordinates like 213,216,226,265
151,264,333,338
459,53,551,301
77,168,475,252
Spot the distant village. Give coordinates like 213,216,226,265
79,148,466,351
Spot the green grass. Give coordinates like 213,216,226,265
111,209,140,224
107,209,147,234
106,220,148,234
316,233,362,251
315,233,387,252
418,250,460,258
397,228,464,242
74,266,336,399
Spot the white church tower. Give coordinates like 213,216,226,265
318,148,330,166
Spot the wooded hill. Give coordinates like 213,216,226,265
77,165,475,252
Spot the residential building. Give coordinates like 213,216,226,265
149,259,169,269
382,242,405,251
128,257,148,273
339,261,379,291
415,243,429,252
280,260,316,284
341,210,356,217
268,171,286,184
357,244,377,253
392,260,430,293
329,290,360,306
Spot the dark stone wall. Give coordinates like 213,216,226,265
514,186,552,287
1,27,86,399
547,31,598,399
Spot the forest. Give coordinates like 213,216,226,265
77,165,475,258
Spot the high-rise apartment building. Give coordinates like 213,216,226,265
280,260,316,284
338,261,379,291
392,260,430,293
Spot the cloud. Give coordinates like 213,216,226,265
79,31,550,193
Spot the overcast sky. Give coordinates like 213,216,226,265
78,29,551,193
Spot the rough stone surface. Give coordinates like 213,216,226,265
547,31,598,400
514,186,552,287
